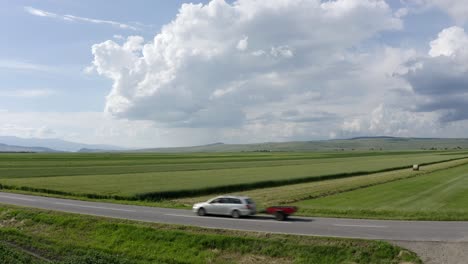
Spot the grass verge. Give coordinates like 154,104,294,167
0,205,421,263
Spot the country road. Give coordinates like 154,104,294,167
0,192,467,242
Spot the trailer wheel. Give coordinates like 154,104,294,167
275,212,285,221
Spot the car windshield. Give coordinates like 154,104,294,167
246,199,254,204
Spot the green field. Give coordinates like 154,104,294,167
295,162,468,220
0,205,420,264
0,151,467,200
177,158,468,207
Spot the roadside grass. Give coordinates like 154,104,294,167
0,151,466,201
0,205,421,264
295,162,468,220
0,242,48,264
176,158,468,209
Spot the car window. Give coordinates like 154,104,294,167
211,198,221,203
246,198,254,204
228,198,241,204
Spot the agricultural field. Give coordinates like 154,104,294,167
295,162,468,220
177,158,468,209
0,205,420,264
0,151,467,201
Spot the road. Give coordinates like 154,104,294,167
0,192,467,242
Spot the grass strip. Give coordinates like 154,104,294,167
0,205,421,264
295,162,468,220
177,158,468,210
1,157,466,202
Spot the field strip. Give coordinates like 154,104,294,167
0,194,36,202
333,224,387,228
164,213,292,224
53,202,136,212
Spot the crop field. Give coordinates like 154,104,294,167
295,162,468,220
0,152,467,200
0,151,467,201
177,158,468,206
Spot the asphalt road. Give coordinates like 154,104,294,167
0,192,467,242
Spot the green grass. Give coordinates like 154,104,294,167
0,242,48,264
0,151,466,201
0,205,421,264
177,158,468,208
295,162,468,220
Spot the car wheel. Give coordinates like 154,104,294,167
231,210,241,218
197,208,206,216
274,212,285,221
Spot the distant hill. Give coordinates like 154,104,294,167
77,148,119,153
0,143,58,153
136,137,468,153
0,136,125,152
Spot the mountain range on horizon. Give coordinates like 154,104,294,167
2,136,468,153
0,136,125,152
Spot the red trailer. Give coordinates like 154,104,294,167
265,206,298,221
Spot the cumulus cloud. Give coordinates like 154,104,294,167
403,26,468,123
337,104,441,138
90,0,401,129
428,27,468,57
24,6,140,30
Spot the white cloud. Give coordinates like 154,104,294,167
429,27,468,57
24,6,140,30
24,6,57,17
0,89,55,98
90,0,401,130
270,45,294,58
0,112,163,147
395,8,409,18
0,60,56,72
342,118,362,133
236,36,248,51
337,104,442,138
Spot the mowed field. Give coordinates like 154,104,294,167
295,162,468,220
0,151,467,201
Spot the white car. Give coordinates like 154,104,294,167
193,195,256,218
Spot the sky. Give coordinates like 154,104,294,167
1,0,468,148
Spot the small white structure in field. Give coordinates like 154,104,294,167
413,164,419,171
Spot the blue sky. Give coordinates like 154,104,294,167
0,0,201,112
1,0,468,148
